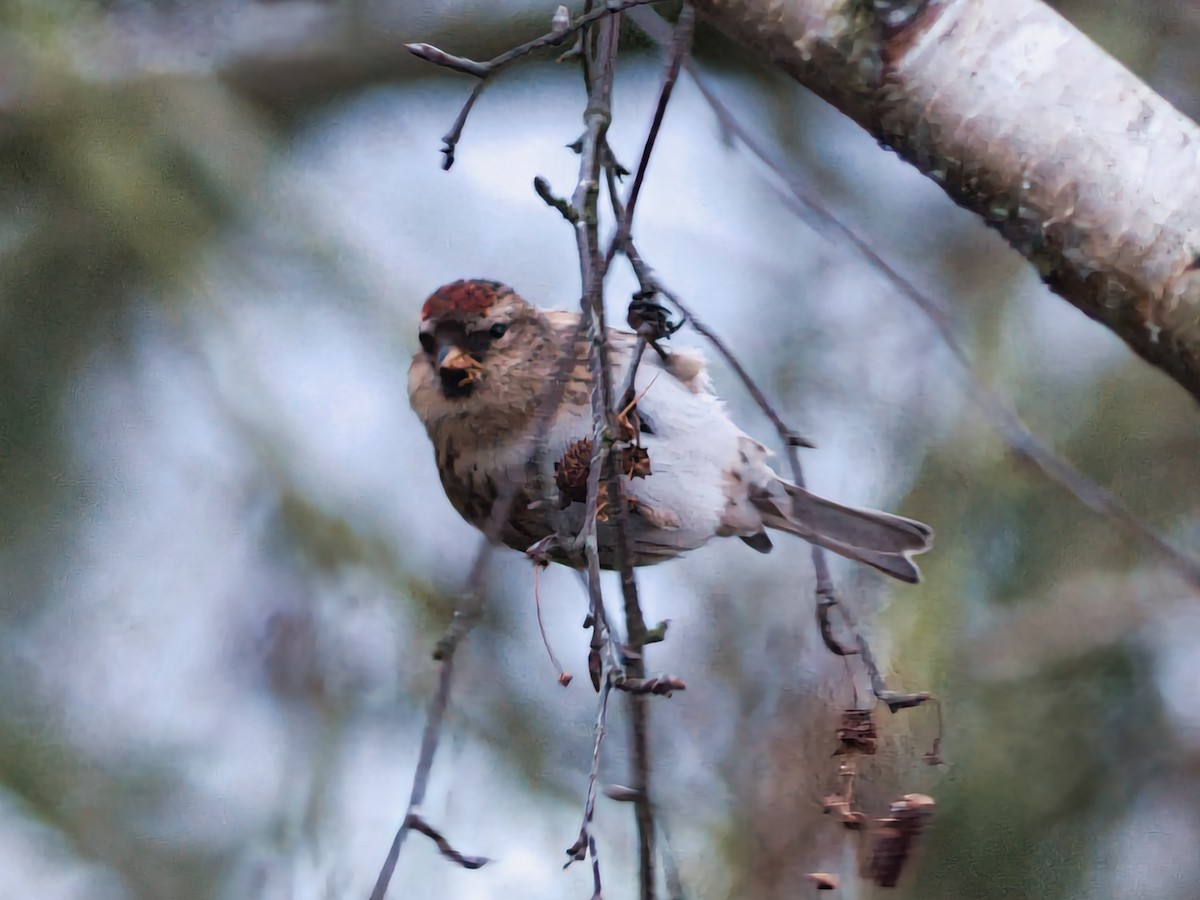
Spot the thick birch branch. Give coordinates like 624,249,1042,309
691,0,1200,401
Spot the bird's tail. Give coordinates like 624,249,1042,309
751,482,933,584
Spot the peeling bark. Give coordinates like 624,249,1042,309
692,0,1200,401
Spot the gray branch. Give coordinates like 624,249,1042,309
690,0,1200,402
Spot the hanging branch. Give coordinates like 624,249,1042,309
609,240,920,706
603,9,907,706
567,12,659,898
566,675,614,873
630,15,1200,595
553,12,700,894
368,315,588,900
406,7,693,896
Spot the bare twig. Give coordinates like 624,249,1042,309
405,42,492,78
439,80,486,170
400,6,690,897
405,814,490,870
605,4,694,414
604,3,695,268
572,12,658,899
567,675,614,866
663,39,1200,594
404,1,664,79
589,834,603,900
369,318,586,900
533,7,660,895
621,333,650,398
535,175,580,223
542,7,674,896
621,4,919,707
594,7,690,409
367,654,455,900
817,598,857,656
406,0,667,168
604,783,642,802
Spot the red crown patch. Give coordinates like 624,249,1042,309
420,279,510,320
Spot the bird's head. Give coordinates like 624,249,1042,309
408,279,553,432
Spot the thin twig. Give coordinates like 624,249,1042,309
567,675,614,865
408,1,666,168
369,319,586,900
817,597,857,656
604,3,695,269
534,563,572,685
534,8,649,895
405,814,490,870
605,4,693,411
535,175,580,223
623,4,915,705
596,4,685,400
615,335,648,413
439,80,486,170
589,835,603,900
403,5,680,897
367,654,455,900
571,12,658,899
404,1,663,79
405,42,491,78
666,39,1200,594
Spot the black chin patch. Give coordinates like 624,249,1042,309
440,369,474,398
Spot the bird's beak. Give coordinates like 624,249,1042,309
437,345,477,373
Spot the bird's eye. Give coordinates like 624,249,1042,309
419,332,436,354
489,323,508,339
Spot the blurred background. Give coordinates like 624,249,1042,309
2,1,1200,898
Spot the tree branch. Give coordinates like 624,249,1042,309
568,13,659,898
689,0,1200,403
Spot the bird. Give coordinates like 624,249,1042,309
407,279,933,582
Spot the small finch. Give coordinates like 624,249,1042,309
407,279,933,582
